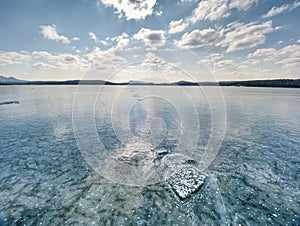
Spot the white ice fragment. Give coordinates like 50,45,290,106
166,165,206,200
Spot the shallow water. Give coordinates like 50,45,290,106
0,85,299,225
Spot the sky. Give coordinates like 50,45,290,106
0,0,299,82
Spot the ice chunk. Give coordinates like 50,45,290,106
155,148,169,156
166,165,206,200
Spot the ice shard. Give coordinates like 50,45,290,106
166,165,206,200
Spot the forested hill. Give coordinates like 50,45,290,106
0,76,299,88
219,79,300,88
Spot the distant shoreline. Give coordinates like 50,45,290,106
0,79,299,88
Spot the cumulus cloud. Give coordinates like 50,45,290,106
32,62,54,69
40,25,70,44
111,32,129,49
133,28,166,46
0,51,31,66
32,51,89,70
248,45,300,60
247,48,276,58
276,57,300,69
168,19,189,34
99,0,156,20
222,20,275,52
198,53,224,65
155,10,163,16
176,28,223,49
247,44,300,71
82,43,133,73
229,0,258,11
89,32,110,46
170,0,258,33
89,32,98,42
180,0,197,3
0,50,91,70
191,0,257,22
214,59,235,67
176,20,276,52
142,52,165,66
262,1,300,19
191,0,230,22
85,47,127,68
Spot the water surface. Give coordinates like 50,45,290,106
0,85,299,225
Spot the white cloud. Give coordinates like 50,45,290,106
89,32,111,46
31,32,130,73
180,0,197,3
40,25,70,44
249,45,300,60
214,59,235,67
99,0,156,20
222,20,275,52
258,68,272,74
155,10,163,16
229,0,258,11
32,51,89,70
0,50,90,70
238,65,248,69
262,1,300,18
89,32,98,42
142,52,165,66
198,53,224,65
72,37,80,41
191,0,257,22
275,57,300,69
191,0,230,22
32,62,55,69
0,44,131,76
210,53,224,61
133,28,166,46
100,40,109,46
89,32,128,49
84,47,127,73
247,48,276,58
168,19,189,34
247,44,300,71
0,51,31,66
176,28,223,49
111,33,129,50
84,47,127,71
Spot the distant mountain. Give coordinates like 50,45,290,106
121,80,155,85
128,80,152,84
0,75,26,84
0,76,299,88
26,80,116,85
174,81,219,86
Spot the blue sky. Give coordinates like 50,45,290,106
0,0,299,82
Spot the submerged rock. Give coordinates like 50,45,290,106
99,140,206,191
0,101,19,106
99,140,158,185
155,148,169,156
166,165,206,200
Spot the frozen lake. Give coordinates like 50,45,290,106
0,85,299,225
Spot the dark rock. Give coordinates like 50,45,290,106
0,101,20,105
